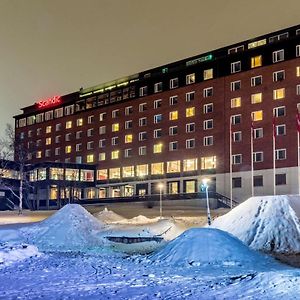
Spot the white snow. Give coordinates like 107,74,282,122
20,204,106,252
150,228,277,268
116,215,160,225
211,195,300,253
0,242,40,268
94,207,124,223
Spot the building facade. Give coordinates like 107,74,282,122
14,24,300,206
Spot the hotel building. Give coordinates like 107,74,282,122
13,24,300,209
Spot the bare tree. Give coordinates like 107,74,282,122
0,123,34,213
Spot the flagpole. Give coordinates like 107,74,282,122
273,116,276,196
251,123,254,197
296,112,300,195
229,117,233,209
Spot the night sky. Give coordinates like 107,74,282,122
0,0,300,135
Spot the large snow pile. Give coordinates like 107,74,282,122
116,215,160,225
150,228,276,267
94,207,124,223
211,195,300,253
21,204,105,252
0,242,40,268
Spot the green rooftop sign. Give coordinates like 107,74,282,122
186,54,213,67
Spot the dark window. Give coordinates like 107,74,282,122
254,175,263,187
276,174,286,185
232,177,242,188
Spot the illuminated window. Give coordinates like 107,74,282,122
251,110,263,121
153,143,163,153
203,68,213,80
125,134,133,143
98,152,106,161
109,168,121,179
122,166,134,177
49,168,64,180
46,137,51,145
169,111,178,120
251,93,262,104
97,169,108,180
251,55,262,68
112,123,119,132
111,150,119,159
75,143,82,152
136,164,148,177
186,73,195,84
183,158,198,172
65,145,72,153
297,66,300,77
273,88,285,100
201,156,216,169
248,39,266,49
185,180,196,193
186,107,195,117
231,97,241,108
167,160,180,173
168,182,179,194
86,154,94,163
36,151,42,159
151,162,164,175
77,118,83,126
46,126,52,133
66,121,72,129
54,108,63,118
45,111,53,121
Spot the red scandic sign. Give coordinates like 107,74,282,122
36,96,61,109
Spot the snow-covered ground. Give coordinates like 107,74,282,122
211,195,300,253
0,202,300,299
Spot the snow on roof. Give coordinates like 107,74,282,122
20,204,106,252
94,207,125,223
150,228,277,267
211,195,300,253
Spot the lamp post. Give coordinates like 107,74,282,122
202,178,211,226
158,183,164,219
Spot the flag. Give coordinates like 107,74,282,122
296,112,300,133
251,117,255,138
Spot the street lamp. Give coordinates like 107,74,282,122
202,178,211,226
157,183,164,219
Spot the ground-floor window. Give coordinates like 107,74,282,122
168,181,179,194
184,180,196,193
